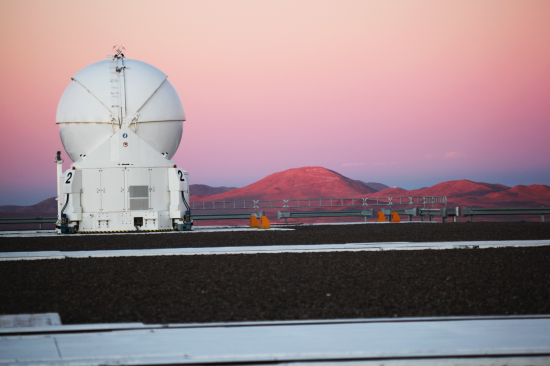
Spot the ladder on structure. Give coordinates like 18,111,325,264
108,55,121,125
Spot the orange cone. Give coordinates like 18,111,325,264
248,215,260,228
377,211,386,222
260,215,271,229
391,212,401,222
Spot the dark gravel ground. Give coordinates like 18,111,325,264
1,222,549,252
1,222,549,325
1,247,549,325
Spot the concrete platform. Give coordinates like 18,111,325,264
1,315,549,365
0,221,441,238
1,240,549,261
0,313,61,328
0,225,295,238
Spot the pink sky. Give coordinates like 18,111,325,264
0,0,549,205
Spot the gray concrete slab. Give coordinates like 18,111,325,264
1,316,549,365
0,313,61,328
1,240,549,261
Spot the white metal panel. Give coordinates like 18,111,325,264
120,59,168,121
79,213,94,231
59,59,173,122
62,170,82,194
56,58,185,163
56,81,111,123
136,79,185,122
172,168,188,192
159,211,171,229
66,60,112,116
149,168,169,212
80,169,101,212
118,128,140,163
100,169,125,212
135,121,182,159
59,123,115,163
74,129,173,169
183,171,190,206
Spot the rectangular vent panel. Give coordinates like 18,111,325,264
129,185,149,211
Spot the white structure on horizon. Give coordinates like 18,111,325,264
55,48,192,233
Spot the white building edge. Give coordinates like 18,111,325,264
55,50,192,233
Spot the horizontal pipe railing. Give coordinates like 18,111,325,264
277,209,374,223
462,207,549,222
190,196,447,211
2,205,546,230
191,212,264,221
0,217,57,224
0,217,57,230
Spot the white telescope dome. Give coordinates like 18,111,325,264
56,57,185,162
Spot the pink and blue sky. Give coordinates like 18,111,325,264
0,0,549,205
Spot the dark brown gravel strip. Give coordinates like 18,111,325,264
1,222,549,252
1,247,549,324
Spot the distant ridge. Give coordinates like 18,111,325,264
190,184,237,197
0,197,56,214
2,168,549,215
356,181,390,192
190,168,550,208
190,167,378,201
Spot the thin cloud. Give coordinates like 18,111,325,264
443,152,467,159
371,162,402,166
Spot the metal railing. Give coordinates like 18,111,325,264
192,212,264,221
462,207,549,222
0,217,57,229
277,209,374,223
381,208,419,221
190,196,447,211
1,205,547,229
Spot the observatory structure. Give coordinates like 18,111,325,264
55,49,192,233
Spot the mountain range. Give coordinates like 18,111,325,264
190,166,550,208
1,166,549,216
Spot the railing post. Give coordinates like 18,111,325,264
542,215,545,222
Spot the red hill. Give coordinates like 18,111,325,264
2,169,549,224
369,187,408,197
368,180,549,208
475,184,550,208
0,197,57,214
189,166,377,202
189,184,237,196
189,168,550,209
406,180,510,198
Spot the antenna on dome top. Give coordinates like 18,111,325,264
112,44,126,58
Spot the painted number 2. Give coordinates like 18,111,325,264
178,171,185,181
65,172,73,184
